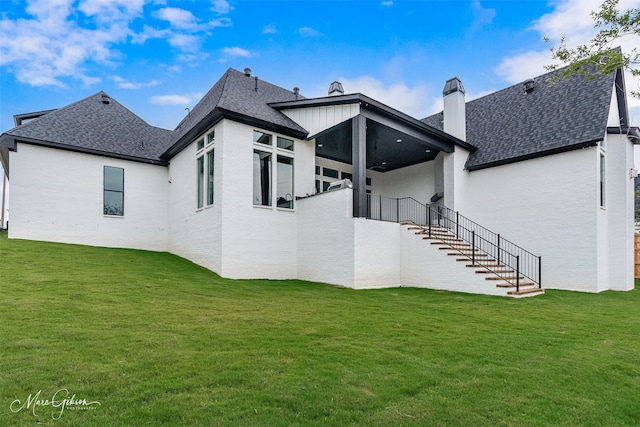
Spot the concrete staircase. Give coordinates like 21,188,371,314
402,223,544,298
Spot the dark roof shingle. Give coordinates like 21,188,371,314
2,91,174,164
422,67,616,170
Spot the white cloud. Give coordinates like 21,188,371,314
168,33,201,52
469,0,496,30
494,0,640,95
153,7,198,30
323,75,433,118
111,75,160,89
221,46,251,58
0,0,138,87
211,0,232,15
207,17,232,29
381,1,393,6
299,27,321,37
150,92,202,105
78,0,145,22
263,24,277,35
494,50,556,83
0,0,236,87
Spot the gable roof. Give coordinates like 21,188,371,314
162,68,308,159
0,92,173,165
422,67,618,170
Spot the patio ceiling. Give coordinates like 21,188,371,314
315,118,442,172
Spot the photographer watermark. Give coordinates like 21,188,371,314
10,388,101,419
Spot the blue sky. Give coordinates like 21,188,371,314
1,0,639,224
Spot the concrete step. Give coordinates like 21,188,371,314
507,287,545,296
475,269,515,275
485,275,525,281
495,281,536,288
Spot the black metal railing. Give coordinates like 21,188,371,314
365,194,541,292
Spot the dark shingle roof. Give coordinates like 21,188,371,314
1,92,173,164
422,67,616,170
164,68,307,157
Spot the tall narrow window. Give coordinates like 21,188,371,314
197,156,204,209
253,150,271,206
600,153,605,207
104,166,124,216
277,156,294,209
207,149,215,205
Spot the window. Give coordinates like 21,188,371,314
195,129,216,210
104,166,124,216
197,156,204,208
323,167,339,179
341,172,352,181
253,130,272,146
600,153,605,207
277,156,294,209
253,150,272,206
207,150,215,205
277,136,294,151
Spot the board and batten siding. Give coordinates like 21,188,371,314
281,104,360,137
9,143,169,251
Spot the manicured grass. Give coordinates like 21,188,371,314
1,232,639,426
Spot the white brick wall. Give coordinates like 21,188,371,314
167,123,222,273
10,144,168,251
297,188,355,287
354,218,401,288
169,119,315,280
400,226,512,296
455,148,600,291
604,133,635,290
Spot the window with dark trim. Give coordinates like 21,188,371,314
253,130,272,146
277,155,294,208
600,153,605,207
104,166,124,216
207,149,215,205
277,136,294,151
253,150,272,206
197,156,204,209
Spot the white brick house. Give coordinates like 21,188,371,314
1,66,638,296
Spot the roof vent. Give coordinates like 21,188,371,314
328,81,344,96
293,87,300,99
523,79,535,94
101,94,111,104
244,67,251,77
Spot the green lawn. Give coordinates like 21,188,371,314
1,232,639,426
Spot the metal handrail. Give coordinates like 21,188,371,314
365,194,541,291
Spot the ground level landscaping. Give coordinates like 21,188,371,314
1,232,639,426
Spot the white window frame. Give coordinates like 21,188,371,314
196,127,216,210
253,129,295,210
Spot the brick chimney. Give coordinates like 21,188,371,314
442,77,466,141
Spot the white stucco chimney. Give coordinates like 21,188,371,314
442,77,466,141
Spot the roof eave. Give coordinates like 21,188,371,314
271,93,477,152
8,136,169,166
466,139,601,171
607,126,640,143
161,108,309,160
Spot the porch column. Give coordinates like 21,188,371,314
352,114,367,218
